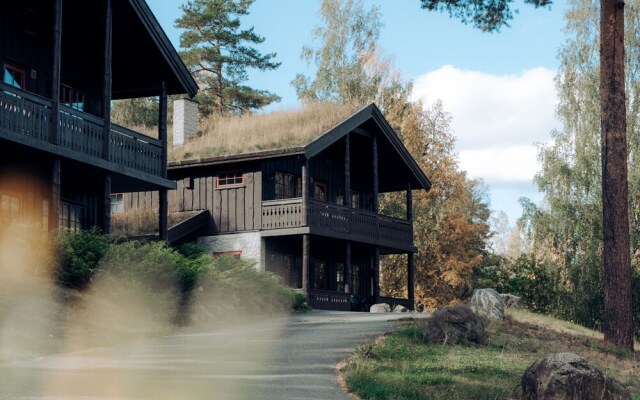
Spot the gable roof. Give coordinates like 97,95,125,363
170,103,431,192
110,0,198,98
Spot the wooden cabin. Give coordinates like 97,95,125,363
0,0,197,236
126,104,431,310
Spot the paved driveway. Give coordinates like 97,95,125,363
0,311,424,399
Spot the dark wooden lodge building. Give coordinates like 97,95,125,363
0,0,197,234
127,104,432,310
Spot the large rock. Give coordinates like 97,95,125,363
393,305,409,313
423,304,484,345
502,293,524,309
370,303,391,313
521,353,630,400
469,288,504,320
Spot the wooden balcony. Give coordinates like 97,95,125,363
0,82,165,182
261,198,414,251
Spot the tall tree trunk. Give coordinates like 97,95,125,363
600,0,634,351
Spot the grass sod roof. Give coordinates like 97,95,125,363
168,102,368,164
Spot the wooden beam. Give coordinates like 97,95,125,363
102,0,113,160
102,173,111,233
373,246,380,303
158,81,168,241
372,135,379,213
345,241,352,294
51,158,61,230
344,134,350,207
408,252,415,307
302,234,310,293
302,158,308,225
50,0,63,145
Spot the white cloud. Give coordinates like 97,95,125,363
412,65,559,185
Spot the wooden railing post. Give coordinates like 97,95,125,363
50,0,63,145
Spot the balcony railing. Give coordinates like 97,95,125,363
261,197,413,249
0,82,163,177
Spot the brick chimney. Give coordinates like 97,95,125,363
173,98,199,147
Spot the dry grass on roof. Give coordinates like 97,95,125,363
169,101,366,162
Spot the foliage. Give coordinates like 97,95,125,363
176,0,281,116
293,292,311,312
54,228,115,290
419,0,552,33
342,310,640,399
111,97,160,129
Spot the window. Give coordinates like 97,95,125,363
274,171,301,199
313,259,328,290
313,181,327,202
217,172,244,188
351,190,360,208
213,251,242,259
268,253,302,288
60,84,85,111
335,262,345,292
1,193,21,224
111,193,124,214
3,64,26,89
59,201,83,232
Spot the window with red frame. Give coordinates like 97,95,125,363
216,172,244,188
3,64,26,90
212,251,242,259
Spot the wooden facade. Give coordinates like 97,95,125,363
0,0,197,234
129,105,431,310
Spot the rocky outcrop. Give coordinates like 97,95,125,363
423,304,485,345
501,293,524,309
393,305,409,313
469,288,504,320
521,353,630,400
369,303,391,313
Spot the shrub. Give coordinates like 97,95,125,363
54,228,114,290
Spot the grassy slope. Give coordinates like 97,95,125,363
341,309,640,400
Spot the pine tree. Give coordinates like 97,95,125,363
176,0,281,116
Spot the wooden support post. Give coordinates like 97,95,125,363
302,234,310,293
345,241,352,294
51,158,61,230
301,159,308,225
50,0,63,145
103,173,111,233
373,246,380,303
102,0,113,160
344,134,351,207
158,81,168,241
408,252,415,308
372,135,379,213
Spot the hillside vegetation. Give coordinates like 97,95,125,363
341,309,639,400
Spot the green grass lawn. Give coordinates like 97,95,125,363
341,309,640,400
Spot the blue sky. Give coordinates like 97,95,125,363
147,0,569,226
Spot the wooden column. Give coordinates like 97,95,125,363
102,173,111,233
407,182,414,307
372,135,379,213
344,241,352,294
302,234,310,293
102,0,113,160
301,159,308,225
373,246,380,303
344,134,351,207
50,0,63,145
158,81,168,241
51,159,61,230
408,253,415,307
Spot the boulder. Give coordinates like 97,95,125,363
370,303,391,313
469,288,504,320
423,304,485,345
502,293,524,309
393,305,408,313
521,352,630,400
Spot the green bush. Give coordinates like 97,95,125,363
54,228,114,290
